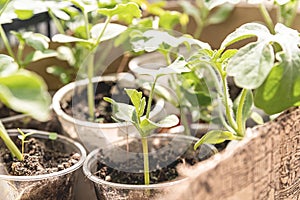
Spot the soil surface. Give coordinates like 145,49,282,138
62,81,151,123
2,110,63,134
94,138,212,185
1,137,80,176
0,103,20,118
0,135,81,200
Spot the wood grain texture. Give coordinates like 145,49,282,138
162,107,300,200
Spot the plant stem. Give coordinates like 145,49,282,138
17,41,25,68
0,25,15,59
0,1,15,60
146,76,159,119
236,89,247,137
163,52,172,66
0,121,23,161
141,137,150,185
180,107,191,135
94,17,111,48
259,3,275,34
87,53,95,120
86,16,112,120
221,73,238,133
48,9,65,34
82,10,95,120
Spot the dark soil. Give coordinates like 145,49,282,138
62,81,151,123
0,135,81,200
2,110,63,134
94,138,212,185
1,137,80,176
0,103,20,118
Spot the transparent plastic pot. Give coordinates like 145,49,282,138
0,129,86,200
83,133,217,200
52,73,165,152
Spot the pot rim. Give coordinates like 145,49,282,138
0,129,86,181
52,73,165,129
83,133,217,189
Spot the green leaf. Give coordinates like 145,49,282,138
250,111,264,125
221,23,271,48
227,42,275,89
27,50,57,63
140,115,179,136
52,34,91,44
48,132,58,140
103,97,137,124
56,46,75,66
254,24,300,114
14,9,34,20
158,11,182,30
90,23,127,42
125,89,146,117
207,4,234,25
0,54,18,77
254,54,300,114
131,30,210,53
98,2,142,22
158,56,190,75
71,0,97,13
11,31,50,51
51,8,70,20
194,130,242,150
0,70,51,121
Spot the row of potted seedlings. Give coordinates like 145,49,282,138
1,0,300,199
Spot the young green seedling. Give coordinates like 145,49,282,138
52,1,142,121
17,128,57,156
104,56,190,185
193,22,300,149
130,30,214,135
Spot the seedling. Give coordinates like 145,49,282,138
51,1,142,121
130,29,214,135
193,22,300,149
17,128,57,156
104,56,190,185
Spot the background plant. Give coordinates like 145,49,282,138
193,22,300,148
179,0,234,38
0,0,51,161
51,0,142,121
129,29,216,135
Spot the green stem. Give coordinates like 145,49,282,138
0,121,23,161
259,3,275,34
221,73,238,133
17,42,25,68
94,17,111,50
236,89,248,137
163,52,172,66
180,107,191,136
141,137,150,185
87,53,95,120
0,25,15,59
146,76,159,119
48,9,65,34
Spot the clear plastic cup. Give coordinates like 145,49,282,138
0,129,86,200
83,133,217,200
